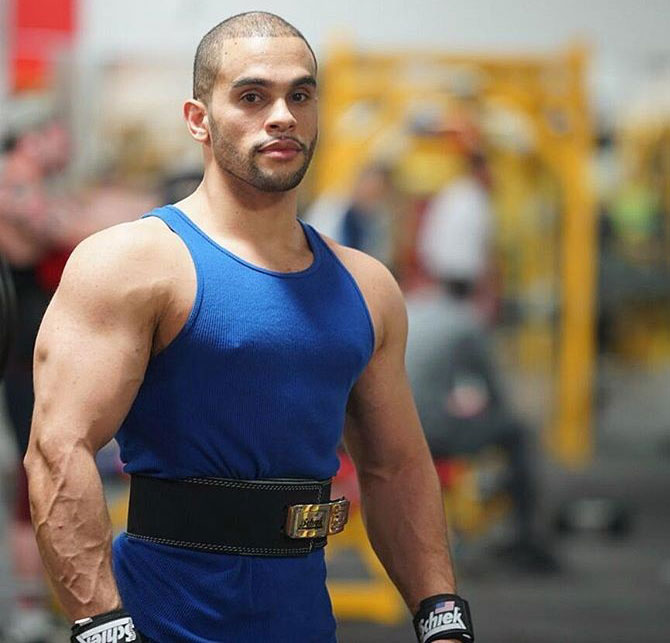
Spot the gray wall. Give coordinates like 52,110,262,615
77,0,670,119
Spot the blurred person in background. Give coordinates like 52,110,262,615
405,281,558,572
305,163,397,270
609,157,663,265
418,148,498,324
0,120,73,643
339,164,396,268
0,116,155,643
406,149,558,573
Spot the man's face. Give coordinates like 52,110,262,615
207,36,318,193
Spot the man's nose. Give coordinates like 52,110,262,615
265,99,297,133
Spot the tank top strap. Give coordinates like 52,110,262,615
141,205,205,249
299,219,321,246
140,205,206,341
300,220,334,262
148,209,320,267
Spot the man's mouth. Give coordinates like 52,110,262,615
257,138,303,160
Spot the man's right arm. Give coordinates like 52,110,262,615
24,222,164,621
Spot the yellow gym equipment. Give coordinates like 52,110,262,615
312,41,596,467
312,42,596,625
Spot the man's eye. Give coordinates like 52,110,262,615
291,92,309,102
242,93,262,103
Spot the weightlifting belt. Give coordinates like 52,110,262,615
127,474,349,556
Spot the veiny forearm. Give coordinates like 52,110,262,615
24,436,121,621
357,452,456,614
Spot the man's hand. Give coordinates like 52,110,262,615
412,594,474,643
70,608,144,642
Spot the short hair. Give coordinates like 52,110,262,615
193,11,316,104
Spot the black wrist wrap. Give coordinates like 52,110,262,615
71,608,142,643
413,594,474,643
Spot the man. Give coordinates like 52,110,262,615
413,145,557,572
405,281,559,572
24,12,473,643
418,149,498,324
336,164,396,267
305,164,396,267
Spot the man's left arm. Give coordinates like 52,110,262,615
342,266,469,642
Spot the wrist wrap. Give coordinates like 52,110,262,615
413,594,474,643
71,608,142,643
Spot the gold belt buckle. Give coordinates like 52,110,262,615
285,497,350,539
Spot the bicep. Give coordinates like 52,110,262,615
30,244,156,455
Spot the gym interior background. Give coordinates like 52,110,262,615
1,1,669,641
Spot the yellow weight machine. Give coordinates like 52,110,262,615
311,40,596,466
312,42,596,625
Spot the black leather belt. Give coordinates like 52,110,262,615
127,474,350,556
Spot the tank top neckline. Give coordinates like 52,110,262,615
165,204,323,279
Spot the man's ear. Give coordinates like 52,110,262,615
184,99,210,143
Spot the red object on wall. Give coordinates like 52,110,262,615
9,0,77,92
36,246,73,293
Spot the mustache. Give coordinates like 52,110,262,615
254,136,307,153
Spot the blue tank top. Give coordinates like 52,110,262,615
112,205,374,642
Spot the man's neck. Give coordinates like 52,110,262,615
176,166,301,245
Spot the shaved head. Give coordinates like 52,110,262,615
193,11,316,104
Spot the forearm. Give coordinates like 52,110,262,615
357,452,457,614
24,437,121,620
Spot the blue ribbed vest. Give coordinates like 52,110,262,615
112,205,374,642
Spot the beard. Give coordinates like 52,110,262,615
210,121,317,193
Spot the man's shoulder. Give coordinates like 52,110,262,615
71,216,174,271
318,233,398,295
317,233,405,349
59,216,180,306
